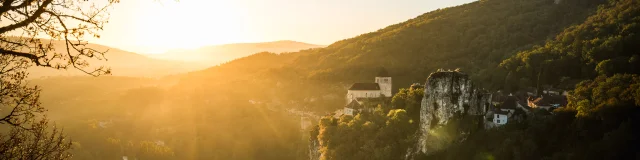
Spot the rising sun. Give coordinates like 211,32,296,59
104,0,250,53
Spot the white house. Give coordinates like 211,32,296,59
344,107,355,116
493,110,509,125
343,100,363,116
346,69,392,103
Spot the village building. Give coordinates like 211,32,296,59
346,69,392,103
491,92,507,106
527,95,567,110
493,110,509,125
487,93,533,127
343,100,363,116
499,94,523,115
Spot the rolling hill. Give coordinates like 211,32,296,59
146,40,325,65
27,41,206,78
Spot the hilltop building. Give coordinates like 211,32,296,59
346,68,392,103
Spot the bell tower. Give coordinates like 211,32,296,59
374,68,392,97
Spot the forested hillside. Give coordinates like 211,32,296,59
289,0,605,90
423,0,640,159
179,0,608,112
501,0,640,91
23,0,640,159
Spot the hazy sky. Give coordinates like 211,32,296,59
93,0,476,53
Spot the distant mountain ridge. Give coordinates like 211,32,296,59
25,40,323,78
26,40,206,78
147,40,325,65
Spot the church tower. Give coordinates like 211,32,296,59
374,68,392,97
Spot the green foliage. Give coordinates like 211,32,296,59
391,87,424,123
427,1,640,159
425,73,640,160
289,0,603,90
180,0,606,111
501,0,640,90
316,108,415,160
568,74,640,116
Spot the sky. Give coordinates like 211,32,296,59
92,0,477,54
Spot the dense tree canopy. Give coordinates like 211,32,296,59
423,1,640,159
424,74,640,160
288,0,605,90
501,0,640,90
316,108,415,160
180,0,609,113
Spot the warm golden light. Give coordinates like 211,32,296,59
98,0,251,53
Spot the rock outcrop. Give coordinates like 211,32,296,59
416,71,491,154
309,126,321,160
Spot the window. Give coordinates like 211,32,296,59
384,79,389,83
497,120,500,123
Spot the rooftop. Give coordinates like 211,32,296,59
348,83,381,90
529,95,567,106
501,96,519,110
495,110,510,115
345,100,363,109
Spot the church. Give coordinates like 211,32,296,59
345,69,393,103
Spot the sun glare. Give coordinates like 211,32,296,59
115,1,250,53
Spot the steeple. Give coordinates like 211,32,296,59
374,67,392,97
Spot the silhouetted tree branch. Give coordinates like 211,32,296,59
0,0,120,159
0,0,119,76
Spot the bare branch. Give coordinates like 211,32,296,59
0,48,49,67
0,0,54,33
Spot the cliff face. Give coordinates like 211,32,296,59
416,71,491,154
309,126,321,160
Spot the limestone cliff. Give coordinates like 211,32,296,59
309,126,321,160
416,71,491,154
